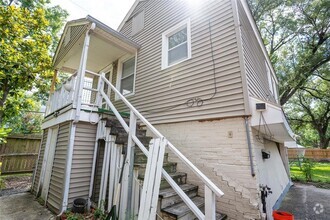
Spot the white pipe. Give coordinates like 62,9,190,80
60,123,76,214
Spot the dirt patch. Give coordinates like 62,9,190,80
0,174,32,197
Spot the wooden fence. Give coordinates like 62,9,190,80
288,148,330,162
0,134,42,174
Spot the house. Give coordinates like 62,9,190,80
31,0,295,219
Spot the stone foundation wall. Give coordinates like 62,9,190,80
150,117,262,219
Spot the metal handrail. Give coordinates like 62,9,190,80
99,74,224,218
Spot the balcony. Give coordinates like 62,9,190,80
43,16,139,128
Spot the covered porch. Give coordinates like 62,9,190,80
44,16,139,128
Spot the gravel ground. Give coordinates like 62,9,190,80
0,174,32,197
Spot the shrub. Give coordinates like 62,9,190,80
301,158,315,182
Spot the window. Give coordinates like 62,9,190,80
162,19,191,69
117,56,136,97
132,11,144,35
265,61,278,102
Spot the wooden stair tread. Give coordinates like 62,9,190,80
134,161,177,168
162,196,204,218
159,184,197,198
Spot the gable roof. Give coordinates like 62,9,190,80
117,0,145,31
53,15,140,67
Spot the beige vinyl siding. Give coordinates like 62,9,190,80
68,122,97,205
122,1,148,37
237,0,276,104
117,0,246,124
46,122,70,213
32,128,48,195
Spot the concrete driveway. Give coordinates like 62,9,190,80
0,192,55,220
279,183,330,220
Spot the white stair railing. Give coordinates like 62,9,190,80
97,72,224,220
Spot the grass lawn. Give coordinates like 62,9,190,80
290,162,330,187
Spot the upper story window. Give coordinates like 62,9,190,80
117,56,136,97
162,19,191,69
132,11,144,35
265,61,278,103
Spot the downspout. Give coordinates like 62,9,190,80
244,116,255,177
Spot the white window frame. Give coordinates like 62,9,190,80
265,61,278,103
161,18,192,69
116,54,137,100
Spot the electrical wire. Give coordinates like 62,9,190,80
256,112,274,143
145,19,218,114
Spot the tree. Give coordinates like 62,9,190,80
286,77,329,149
3,91,43,134
248,0,330,148
0,1,68,126
248,0,330,105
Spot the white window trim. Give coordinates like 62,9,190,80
115,53,137,100
161,18,192,70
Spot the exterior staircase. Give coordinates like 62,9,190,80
105,118,227,220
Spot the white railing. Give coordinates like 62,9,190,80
46,74,77,115
46,71,100,116
97,72,224,220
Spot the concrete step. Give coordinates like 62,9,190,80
159,184,198,209
138,172,187,190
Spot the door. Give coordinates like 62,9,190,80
40,126,59,201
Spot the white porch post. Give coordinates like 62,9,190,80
60,123,76,214
74,23,96,123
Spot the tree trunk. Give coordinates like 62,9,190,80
319,135,329,149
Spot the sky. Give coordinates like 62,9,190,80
50,0,136,30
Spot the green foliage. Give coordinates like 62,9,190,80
0,126,11,143
1,91,43,134
285,78,329,148
0,0,68,125
290,162,329,184
249,0,330,105
94,201,107,220
301,158,315,181
249,0,330,149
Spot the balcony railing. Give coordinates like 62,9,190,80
45,71,99,116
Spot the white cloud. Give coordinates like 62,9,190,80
50,0,135,29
